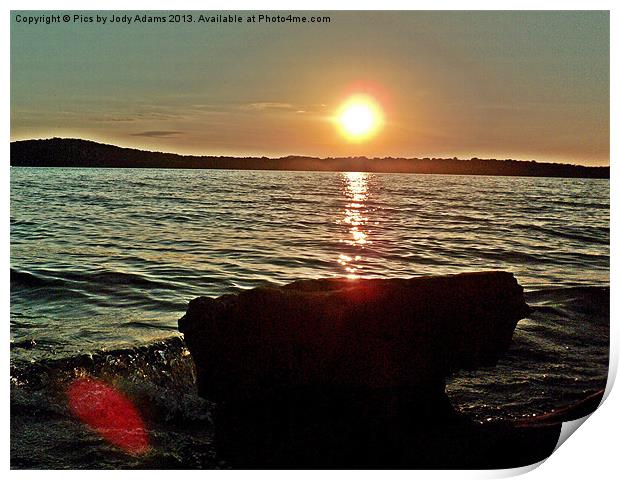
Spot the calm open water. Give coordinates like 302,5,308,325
10,168,609,468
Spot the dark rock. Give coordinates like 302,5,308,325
179,272,533,468
180,272,529,400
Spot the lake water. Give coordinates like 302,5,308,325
10,168,609,468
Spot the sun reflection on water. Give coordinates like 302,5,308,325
338,172,371,278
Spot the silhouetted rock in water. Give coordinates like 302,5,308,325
178,272,574,468
180,272,529,398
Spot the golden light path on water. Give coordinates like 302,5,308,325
338,172,370,278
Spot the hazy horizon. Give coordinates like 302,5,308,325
9,136,612,167
11,11,609,166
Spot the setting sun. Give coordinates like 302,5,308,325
336,94,384,142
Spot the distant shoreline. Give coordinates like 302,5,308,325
10,138,610,179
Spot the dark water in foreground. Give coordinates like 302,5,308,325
10,168,609,468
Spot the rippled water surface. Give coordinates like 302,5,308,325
10,167,609,468
11,168,609,355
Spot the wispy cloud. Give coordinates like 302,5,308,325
237,102,329,115
129,130,183,138
94,116,137,122
240,102,295,111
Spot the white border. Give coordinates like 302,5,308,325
3,1,616,478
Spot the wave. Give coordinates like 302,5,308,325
11,267,178,290
11,336,191,388
10,336,216,469
10,267,187,314
523,224,609,245
11,268,67,288
525,285,609,319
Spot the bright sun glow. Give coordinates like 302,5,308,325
336,95,384,142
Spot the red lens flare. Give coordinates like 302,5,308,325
67,377,149,455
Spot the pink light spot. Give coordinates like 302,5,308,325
67,377,149,455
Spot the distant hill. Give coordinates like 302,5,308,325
10,138,609,179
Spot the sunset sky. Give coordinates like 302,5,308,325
11,11,609,165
